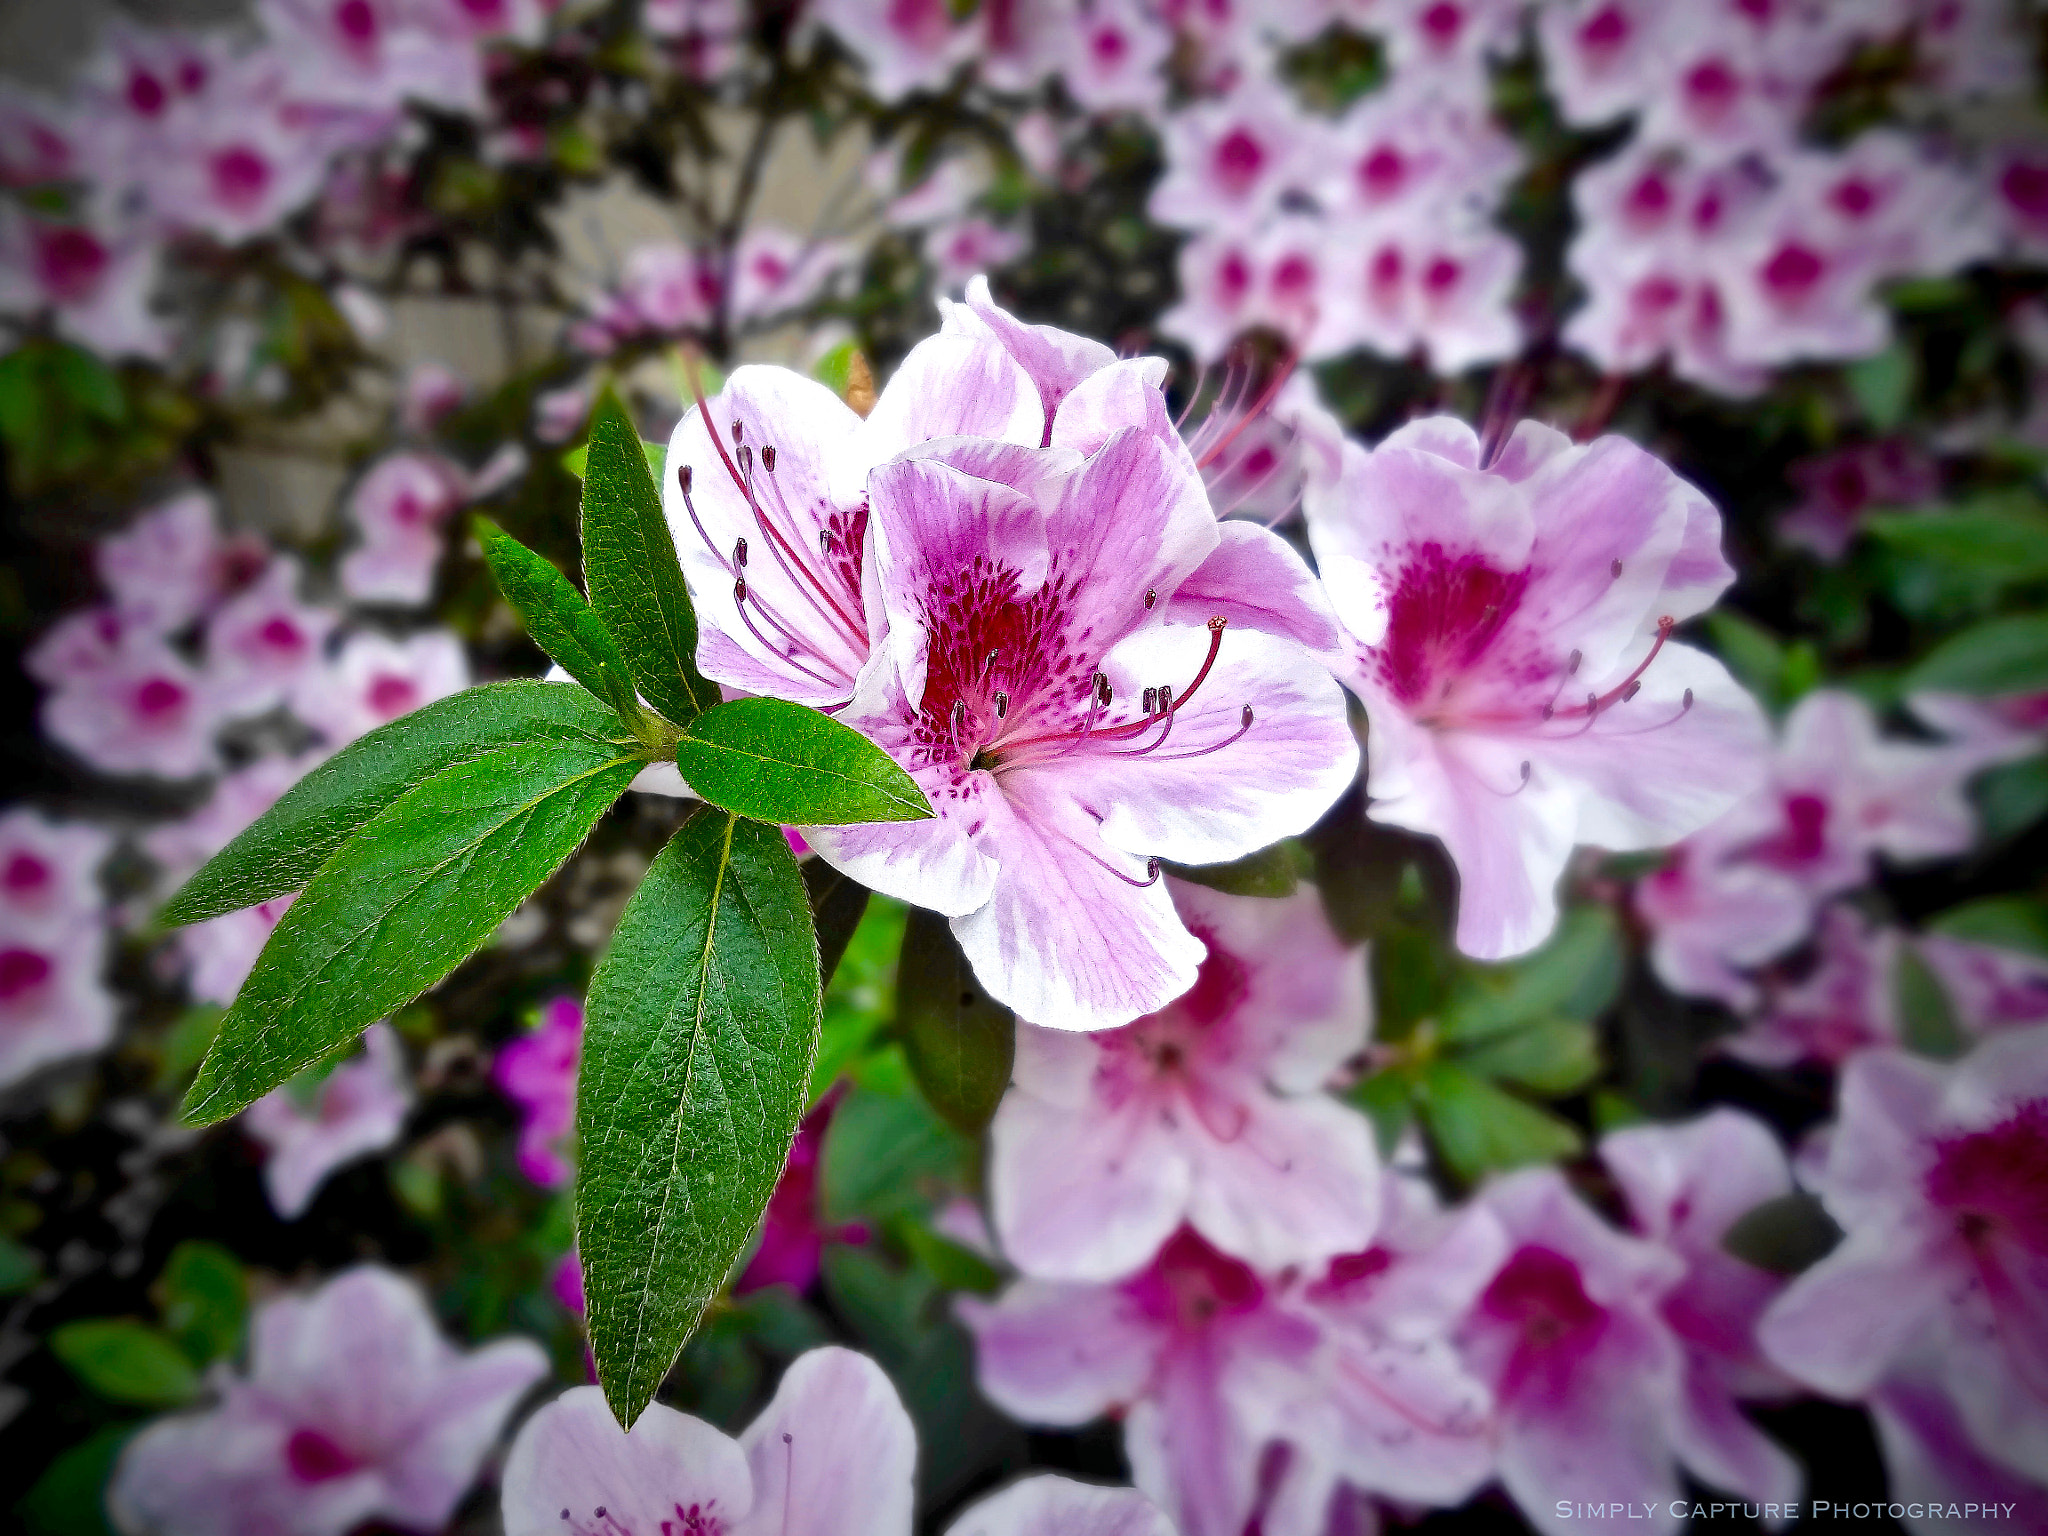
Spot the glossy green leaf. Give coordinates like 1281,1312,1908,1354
17,1424,130,1536
672,697,932,825
1704,611,1789,710
163,681,624,927
1975,754,2048,841
477,518,643,723
1452,1016,1602,1096
156,1241,247,1366
578,812,821,1428
1846,344,1915,432
560,438,667,484
581,385,716,727
1722,1192,1842,1275
820,1084,969,1227
803,858,871,991
49,1320,200,1408
1164,840,1309,898
1412,1062,1581,1185
182,733,641,1125
897,908,1015,1136
1896,943,1967,1060
898,1217,1002,1296
1906,614,2048,696
1928,895,2048,959
1440,907,1621,1040
1867,497,2048,584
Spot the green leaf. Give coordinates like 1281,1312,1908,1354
1867,497,2048,585
156,1241,247,1366
803,859,871,991
49,1320,200,1407
1351,1068,1414,1157
1846,343,1915,432
0,1233,40,1295
1163,840,1309,898
1975,754,2048,841
1704,611,1788,708
16,1424,131,1536
1906,614,2048,696
1452,1016,1602,1096
896,908,1015,1135
1928,896,2048,959
672,697,931,825
477,518,644,724
182,731,641,1125
577,812,821,1428
1721,1192,1842,1275
1440,907,1621,1040
163,681,625,927
811,340,860,398
581,385,717,727
821,1084,968,1227
898,1216,1002,1295
1412,1062,1581,1185
1896,943,1966,1060
560,439,668,484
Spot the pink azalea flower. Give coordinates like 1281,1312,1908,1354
1718,202,1890,371
242,1023,413,1219
1459,1168,1733,1536
1780,439,1939,561
1265,1172,1505,1524
494,995,584,1189
259,0,484,115
1633,839,1810,1009
1723,906,1903,1070
400,361,466,434
1783,134,1995,284
989,878,1376,1280
501,1347,916,1536
1157,231,1267,364
1314,82,1522,223
206,558,341,718
1630,8,1814,154
975,0,1066,95
289,630,470,746
961,1227,1324,1536
944,1476,1176,1536
1380,0,1526,91
1758,1028,2048,1485
735,1086,866,1294
812,0,975,102
42,631,226,781
1908,688,2048,766
1148,78,1313,233
535,380,594,443
1312,213,1524,372
727,226,852,324
148,60,333,246
96,491,249,636
1917,934,2048,1035
1058,0,1173,115
110,1264,548,1536
339,451,469,605
1304,416,1767,960
1915,0,2036,98
1189,372,1346,529
0,808,110,941
0,923,115,1090
618,242,715,333
1600,1112,1803,1508
0,85,80,187
1866,1352,2048,1536
0,207,167,361
182,894,299,1007
24,605,136,691
1691,689,1993,905
925,217,1029,292
1535,0,1673,127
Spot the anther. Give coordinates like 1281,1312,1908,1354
982,649,999,676
1241,704,1253,728
1611,558,1623,578
1541,703,1555,721
762,445,777,473
1519,759,1531,783
734,537,748,566
1145,588,1157,610
1681,687,1694,710
1158,683,1174,713
951,699,967,734
732,420,745,445
1094,672,1111,706
819,529,832,557
734,577,748,603
1144,686,1158,713
1621,680,1641,703
994,691,1009,718
677,463,693,494
738,442,752,475
1144,857,1161,883
1567,648,1582,675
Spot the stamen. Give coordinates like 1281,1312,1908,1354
738,442,753,476
732,420,745,445
762,444,777,473
677,481,734,575
1552,616,1675,719
1152,703,1255,760
1621,680,1641,703
730,573,840,688
1568,649,1582,674
820,530,832,557
1487,759,1534,797
677,463,693,495
994,691,1008,718
1144,588,1157,610
734,537,748,566
982,649,999,676
734,577,746,604
1192,348,1300,472
1144,686,1158,714
1095,672,1112,707
1611,558,1623,579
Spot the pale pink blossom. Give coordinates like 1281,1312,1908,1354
25,606,136,690
1304,417,1767,960
1993,145,2048,264
409,0,546,46
242,1024,413,1219
1724,906,1903,1070
1058,0,1173,115
1783,134,1995,284
1379,0,1526,92
0,207,166,361
535,380,593,443
976,0,1066,95
961,1228,1324,1536
0,85,80,187
181,895,298,1007
493,995,583,1189
925,217,1029,292
812,0,975,102
1908,689,2048,766
1148,79,1314,233
110,1265,547,1536
1158,231,1266,364
1914,0,2036,98
1601,1112,1803,1508
1633,840,1810,1009
1918,935,2048,1035
289,630,470,746
42,632,225,780
144,754,318,889
148,60,334,245
945,1476,1177,1536
1780,439,1939,561
1759,1028,2048,1485
97,491,253,635
617,242,714,333
727,227,851,324
1719,201,1890,371
1459,1169,1711,1536
991,878,1375,1280
0,808,111,941
259,0,484,115
1866,1352,2048,1536
1630,7,1820,154
1311,213,1524,372
1535,0,1673,126
0,923,115,1090
339,452,468,604
399,361,466,434
1314,83,1522,223
206,558,341,718
1189,371,1347,529
74,19,225,180
501,1347,916,1536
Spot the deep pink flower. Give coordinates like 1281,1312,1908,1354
1601,1112,1803,1507
111,1265,547,1536
990,878,1375,1280
0,808,110,941
289,630,470,746
494,995,584,1189
206,558,341,718
502,1347,916,1536
1780,439,1939,561
1759,1028,2048,1486
0,924,115,1090
243,1023,413,1219
1633,838,1809,1008
340,452,468,605
1723,907,1903,1070
1305,417,1767,959
1148,78,1313,232
42,631,225,781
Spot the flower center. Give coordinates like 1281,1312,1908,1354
1130,1228,1266,1332
1212,128,1266,197
3,853,52,899
211,146,272,209
134,676,188,721
38,227,108,303
1579,4,1630,53
368,673,419,716
1482,1244,1606,1351
127,69,167,117
285,1427,361,1484
1927,1103,2048,1258
0,947,53,1008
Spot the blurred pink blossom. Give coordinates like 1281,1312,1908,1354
182,895,299,1007
945,1476,1176,1536
111,1264,547,1536
493,995,584,1188
339,452,468,605
1918,934,2048,1035
0,923,115,1091
0,808,110,941
1058,0,1173,115
0,208,167,361
1148,78,1312,232
206,558,341,718
399,361,466,434
242,1023,413,1219
1633,840,1809,1009
1780,439,1939,561
289,629,470,746
1724,907,1903,1070
41,631,225,780
812,0,975,102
